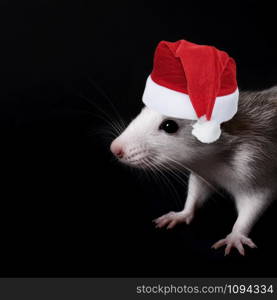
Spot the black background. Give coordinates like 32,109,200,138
0,0,277,277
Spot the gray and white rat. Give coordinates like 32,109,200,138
110,86,277,256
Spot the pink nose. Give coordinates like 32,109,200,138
110,140,124,158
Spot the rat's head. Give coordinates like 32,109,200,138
110,107,207,170
110,39,240,170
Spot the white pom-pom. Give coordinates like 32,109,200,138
191,116,221,143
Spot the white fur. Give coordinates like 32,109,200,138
232,189,270,235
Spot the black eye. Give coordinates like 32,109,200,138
159,119,179,134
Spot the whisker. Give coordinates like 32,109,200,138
147,159,183,210
143,159,173,202
143,159,159,184
87,77,127,129
89,127,118,138
161,154,225,198
156,160,188,189
79,93,124,135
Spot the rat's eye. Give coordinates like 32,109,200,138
159,119,179,134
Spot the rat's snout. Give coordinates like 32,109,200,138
110,139,125,159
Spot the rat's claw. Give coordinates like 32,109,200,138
242,237,257,249
166,220,177,229
153,211,194,229
212,232,257,256
211,238,227,249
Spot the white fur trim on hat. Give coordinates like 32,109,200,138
142,76,239,143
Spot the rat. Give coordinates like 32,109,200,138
110,86,277,256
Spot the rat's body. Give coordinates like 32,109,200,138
110,86,277,255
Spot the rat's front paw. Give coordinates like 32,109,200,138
153,210,194,229
211,232,257,256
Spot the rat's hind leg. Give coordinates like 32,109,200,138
212,190,269,255
154,173,212,229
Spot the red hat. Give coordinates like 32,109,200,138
142,40,239,143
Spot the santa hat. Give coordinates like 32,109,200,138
142,40,239,143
